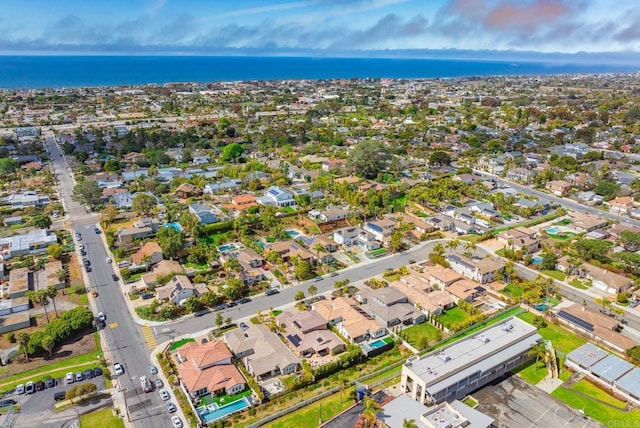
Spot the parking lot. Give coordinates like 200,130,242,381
472,375,601,428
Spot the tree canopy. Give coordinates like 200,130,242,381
0,157,19,174
157,226,185,260
71,180,102,208
221,143,245,162
428,151,451,166
347,140,390,179
131,193,157,216
31,214,52,229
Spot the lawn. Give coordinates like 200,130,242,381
202,231,229,246
552,386,640,426
514,359,548,385
570,379,626,409
569,279,589,290
197,389,252,407
542,270,566,281
79,408,124,428
518,312,585,354
440,307,470,328
501,284,523,299
403,323,443,349
267,389,354,428
170,338,195,351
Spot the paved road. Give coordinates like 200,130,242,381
46,135,179,428
474,170,640,229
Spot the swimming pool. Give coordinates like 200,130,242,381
198,397,251,423
546,226,560,235
165,222,182,231
217,243,239,252
532,255,543,264
368,339,387,350
285,230,300,237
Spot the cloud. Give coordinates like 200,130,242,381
330,13,428,48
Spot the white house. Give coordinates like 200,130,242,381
257,186,296,207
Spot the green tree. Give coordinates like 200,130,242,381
389,230,404,253
221,143,245,162
17,332,30,361
101,201,118,226
31,214,52,229
429,151,451,166
308,284,318,297
540,252,558,270
295,290,305,301
294,260,314,281
0,157,19,174
45,286,60,318
403,419,419,428
594,180,620,201
347,140,390,179
157,226,185,260
131,193,157,216
41,335,55,358
103,159,121,173
184,296,202,313
47,243,63,260
72,180,102,208
26,290,49,323
215,311,224,328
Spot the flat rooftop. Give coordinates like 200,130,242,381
404,317,540,394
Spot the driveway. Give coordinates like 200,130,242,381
472,375,601,428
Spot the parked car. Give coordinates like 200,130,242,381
112,274,119,281
171,416,183,428
114,363,124,376
78,244,84,251
93,367,103,377
159,389,170,400
155,378,164,388
239,298,251,304
239,322,249,331
226,301,237,308
149,365,158,375
105,257,112,263
75,372,84,382
45,377,56,388
141,293,155,300
166,402,177,413
94,227,101,234
54,391,66,402
65,372,74,384
15,384,25,395
0,399,17,407
97,312,106,323
329,272,339,277
85,266,92,273
34,380,45,391
25,381,34,394
84,369,94,379
265,289,279,296
313,276,323,282
140,376,153,393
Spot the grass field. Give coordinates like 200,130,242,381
440,307,470,327
542,270,566,281
79,408,124,428
518,312,585,354
170,338,195,351
266,390,354,428
515,359,548,385
552,386,640,426
569,279,589,289
501,284,523,299
403,322,442,349
570,379,626,409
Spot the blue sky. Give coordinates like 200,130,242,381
1,0,639,56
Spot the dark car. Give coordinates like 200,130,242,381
0,399,16,407
80,250,87,256
54,391,66,402
85,266,92,273
239,298,251,304
34,380,45,391
112,274,119,281
93,367,103,377
239,322,249,331
141,293,155,300
265,289,280,296
194,309,210,317
45,377,56,388
226,301,237,308
83,258,90,266
213,304,226,311
84,369,94,379
94,227,101,234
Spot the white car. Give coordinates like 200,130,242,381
15,384,25,395
97,312,106,323
113,363,124,376
159,389,170,401
171,416,182,428
65,372,74,384
106,257,112,264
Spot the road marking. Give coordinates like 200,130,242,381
141,324,157,349
109,322,118,329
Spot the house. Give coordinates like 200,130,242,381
506,167,536,184
224,195,258,214
174,183,202,199
388,272,455,315
446,279,485,303
515,197,550,212
3,191,49,209
322,159,347,172
428,266,463,289
568,212,608,233
204,178,243,194
141,260,186,288
309,235,340,253
545,180,572,196
224,324,301,381
313,297,387,343
188,204,218,225
358,181,387,193
581,263,632,295
557,305,636,351
156,275,206,306
276,310,347,357
363,218,395,245
192,154,211,166
356,287,426,327
3,216,23,226
311,206,349,223
333,227,360,246
607,196,634,215
257,186,296,207
566,172,595,189
497,227,540,254
236,248,265,269
445,254,504,284
131,242,163,267
266,241,315,264
117,225,155,245
0,229,58,259
176,340,246,398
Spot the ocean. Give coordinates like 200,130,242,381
0,55,637,89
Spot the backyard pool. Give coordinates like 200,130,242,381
217,243,240,252
285,229,302,238
368,339,387,350
532,255,543,265
545,226,560,235
165,222,182,231
197,397,251,423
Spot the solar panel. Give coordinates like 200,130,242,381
288,334,302,347
558,310,594,331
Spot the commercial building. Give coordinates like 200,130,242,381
401,316,540,405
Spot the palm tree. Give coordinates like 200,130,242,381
432,242,445,256
361,395,381,427
595,297,612,311
527,342,549,367
46,286,59,318
55,268,67,284
464,240,477,253
446,238,461,253
142,254,152,272
313,243,325,265
403,419,419,428
17,332,30,361
26,290,49,323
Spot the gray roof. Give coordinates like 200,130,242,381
566,343,608,369
615,368,640,398
404,317,540,397
590,354,634,383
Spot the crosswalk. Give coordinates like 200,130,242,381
141,324,157,349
